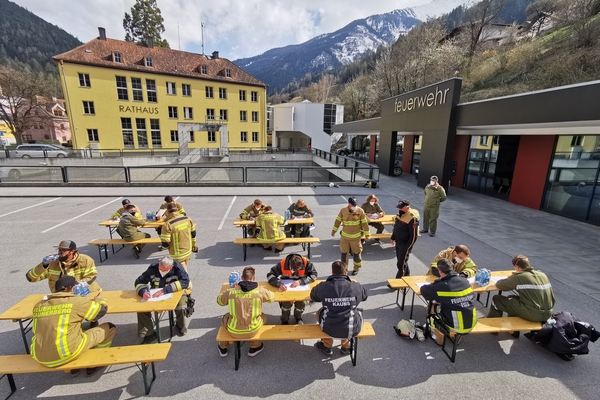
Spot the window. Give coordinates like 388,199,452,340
251,91,258,102
208,131,216,142
206,108,215,120
136,118,148,148
150,119,161,147
121,118,133,146
189,131,195,142
116,76,128,100
480,136,489,146
87,129,99,142
182,84,191,96
219,88,227,99
239,90,246,101
184,107,193,119
240,111,247,122
170,130,179,142
167,82,176,95
131,78,143,101
83,101,95,115
220,109,228,121
22,134,32,142
205,86,214,98
571,136,584,146
145,57,153,67
240,131,247,142
113,52,123,62
225,69,231,77
54,109,64,116
78,73,90,87
201,65,208,74
146,79,157,102
252,132,258,142
168,106,178,119
252,111,258,122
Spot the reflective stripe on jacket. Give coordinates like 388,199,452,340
217,281,274,335
159,216,196,261
26,253,101,293
332,206,370,239
255,211,285,241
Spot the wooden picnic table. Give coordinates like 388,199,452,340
366,214,395,225
219,280,321,302
99,218,165,239
0,289,183,353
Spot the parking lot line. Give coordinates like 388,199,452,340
0,197,62,218
40,197,123,233
218,196,237,231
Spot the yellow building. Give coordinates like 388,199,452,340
0,121,16,146
53,28,267,152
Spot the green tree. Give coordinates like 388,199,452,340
123,0,170,48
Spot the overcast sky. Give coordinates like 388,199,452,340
13,0,429,60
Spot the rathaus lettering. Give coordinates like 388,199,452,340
394,86,450,113
119,105,160,114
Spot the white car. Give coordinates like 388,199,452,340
0,166,60,180
15,144,68,158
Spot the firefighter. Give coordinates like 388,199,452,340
158,195,186,216
111,198,142,220
159,204,197,271
239,198,266,238
331,197,370,275
117,204,150,259
361,194,386,241
267,253,318,324
427,245,477,278
390,199,419,278
285,199,314,238
30,275,116,376
255,205,286,252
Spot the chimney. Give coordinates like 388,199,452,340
98,27,106,41
146,37,154,48
212,51,219,60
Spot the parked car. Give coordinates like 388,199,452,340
335,148,351,156
15,144,68,158
0,166,60,180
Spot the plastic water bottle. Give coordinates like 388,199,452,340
285,210,291,220
73,280,91,296
43,254,59,264
229,271,240,288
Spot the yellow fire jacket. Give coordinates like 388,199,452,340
159,215,196,261
26,253,101,293
332,206,370,239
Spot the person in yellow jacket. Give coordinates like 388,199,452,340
239,199,266,238
111,198,142,220
158,195,186,216
331,197,370,276
31,275,116,376
159,204,197,271
427,245,477,278
255,205,286,252
217,266,274,358
26,240,101,294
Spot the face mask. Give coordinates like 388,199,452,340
255,207,261,211
454,257,463,264
398,210,405,215
159,269,169,277
58,254,69,262
430,181,436,186
369,202,375,206
350,206,357,212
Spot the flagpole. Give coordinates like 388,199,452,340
201,22,205,55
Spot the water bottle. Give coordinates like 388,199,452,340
229,271,240,288
73,280,91,296
43,254,59,264
285,210,291,220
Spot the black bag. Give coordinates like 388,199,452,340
184,295,196,317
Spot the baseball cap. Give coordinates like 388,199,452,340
430,176,438,181
122,199,131,205
55,275,77,292
57,240,77,251
348,197,358,206
396,199,410,209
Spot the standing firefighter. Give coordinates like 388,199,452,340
421,175,446,237
159,204,197,271
331,197,370,276
390,199,419,278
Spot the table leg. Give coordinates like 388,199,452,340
243,226,248,239
234,342,242,371
18,319,32,354
153,311,162,343
350,337,358,366
307,243,311,259
243,243,247,261
409,291,416,320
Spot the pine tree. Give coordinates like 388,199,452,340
123,0,170,48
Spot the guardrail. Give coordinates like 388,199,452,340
0,164,379,186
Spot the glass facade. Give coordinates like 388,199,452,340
542,135,600,225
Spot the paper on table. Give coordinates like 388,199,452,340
416,282,430,288
280,279,310,291
142,288,173,302
490,276,508,283
292,217,306,220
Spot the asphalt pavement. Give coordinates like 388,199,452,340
0,173,599,400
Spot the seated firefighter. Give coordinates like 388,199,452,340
159,195,186,216
239,198,266,238
30,276,116,377
117,204,151,259
267,253,318,325
428,245,477,278
421,258,476,345
285,199,314,238
255,205,286,252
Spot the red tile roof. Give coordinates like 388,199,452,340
54,38,266,88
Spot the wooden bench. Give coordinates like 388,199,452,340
233,237,320,261
433,317,542,362
0,343,171,397
88,238,163,262
386,279,410,310
216,322,375,370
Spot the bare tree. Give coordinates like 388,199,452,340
552,0,599,47
0,67,54,145
526,0,559,36
462,0,508,64
337,75,379,121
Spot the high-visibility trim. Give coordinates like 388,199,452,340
341,231,362,239
84,302,100,321
436,287,473,297
344,220,360,226
516,283,552,290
